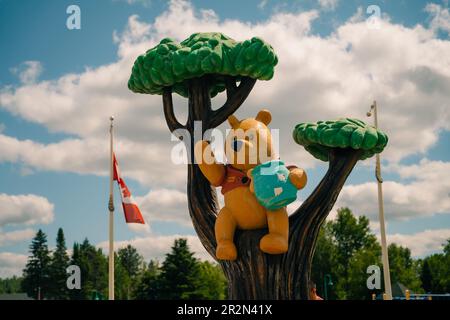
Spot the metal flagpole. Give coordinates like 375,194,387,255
367,101,392,300
108,116,115,300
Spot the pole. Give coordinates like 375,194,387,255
367,101,392,300
108,116,115,300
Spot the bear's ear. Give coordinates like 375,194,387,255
228,115,240,129
255,109,272,125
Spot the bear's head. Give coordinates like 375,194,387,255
225,109,275,171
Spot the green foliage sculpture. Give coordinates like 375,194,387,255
129,33,277,97
128,32,389,299
293,118,388,161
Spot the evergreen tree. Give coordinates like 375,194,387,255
118,245,143,277
158,238,201,299
69,238,107,299
118,244,144,299
114,252,128,300
68,242,83,300
21,229,51,299
134,260,161,300
48,228,70,299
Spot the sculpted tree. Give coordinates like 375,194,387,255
128,32,388,299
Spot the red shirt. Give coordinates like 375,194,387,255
220,165,251,195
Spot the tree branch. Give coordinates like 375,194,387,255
285,148,362,299
162,87,185,137
209,77,256,128
224,76,237,100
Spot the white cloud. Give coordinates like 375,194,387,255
336,159,450,222
425,3,450,35
318,0,338,11
0,133,185,188
97,233,211,262
0,193,54,227
0,252,27,278
387,228,450,257
287,199,303,215
0,228,35,247
10,61,43,85
0,1,449,228
136,188,190,226
127,222,151,234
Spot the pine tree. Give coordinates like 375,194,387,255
159,238,201,299
118,244,143,299
48,228,70,299
69,239,107,299
134,260,161,300
21,229,51,299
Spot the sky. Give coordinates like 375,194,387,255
0,0,449,278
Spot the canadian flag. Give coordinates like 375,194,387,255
113,153,145,224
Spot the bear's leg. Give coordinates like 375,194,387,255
215,207,238,260
259,207,289,254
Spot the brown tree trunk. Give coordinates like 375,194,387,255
161,76,361,300
186,77,218,257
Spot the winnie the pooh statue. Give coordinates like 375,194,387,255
194,110,307,260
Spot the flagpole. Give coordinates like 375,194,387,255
108,116,115,300
367,101,392,300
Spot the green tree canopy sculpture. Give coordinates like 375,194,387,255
293,118,388,161
128,32,277,97
128,32,277,135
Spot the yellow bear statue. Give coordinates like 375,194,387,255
194,110,307,260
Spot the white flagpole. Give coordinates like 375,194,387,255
367,101,392,300
108,116,115,300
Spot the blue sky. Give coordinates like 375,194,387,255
0,0,449,277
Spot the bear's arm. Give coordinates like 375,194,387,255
194,140,226,187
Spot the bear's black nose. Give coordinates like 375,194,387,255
232,139,243,152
